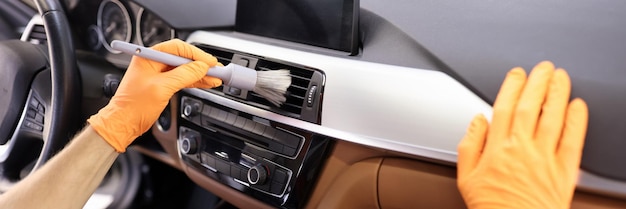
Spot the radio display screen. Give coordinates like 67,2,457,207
235,0,359,54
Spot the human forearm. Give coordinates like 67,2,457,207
0,126,118,209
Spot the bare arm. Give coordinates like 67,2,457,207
0,126,118,209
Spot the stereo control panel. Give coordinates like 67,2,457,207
177,94,333,208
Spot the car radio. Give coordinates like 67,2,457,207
177,95,333,208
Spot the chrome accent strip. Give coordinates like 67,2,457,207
97,0,132,54
136,7,176,47
20,15,43,43
233,178,250,187
201,163,217,173
578,170,626,199
135,7,146,46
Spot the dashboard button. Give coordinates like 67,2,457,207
262,127,276,139
35,114,44,124
231,166,243,180
30,98,39,108
248,164,268,185
283,146,296,156
26,108,36,119
210,108,227,121
215,160,230,174
268,142,284,154
37,104,45,113
225,113,237,125
270,182,284,195
252,123,266,135
24,121,43,131
201,153,216,169
273,169,288,184
180,135,198,154
234,116,246,128
274,129,301,148
201,105,213,116
243,120,256,132
183,102,201,117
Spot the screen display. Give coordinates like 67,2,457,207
236,0,359,54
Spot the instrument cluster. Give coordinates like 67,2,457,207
86,0,175,53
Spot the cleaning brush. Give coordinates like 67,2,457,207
111,40,291,106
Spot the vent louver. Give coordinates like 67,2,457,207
250,60,314,117
25,24,46,45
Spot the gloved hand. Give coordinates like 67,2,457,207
457,61,589,208
88,39,222,152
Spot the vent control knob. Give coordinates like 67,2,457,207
247,164,268,185
180,135,198,154
182,102,201,117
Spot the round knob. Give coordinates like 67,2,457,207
247,164,268,185
182,103,200,117
180,135,198,154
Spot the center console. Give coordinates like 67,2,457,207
175,44,333,208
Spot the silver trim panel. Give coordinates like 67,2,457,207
185,31,626,199
186,31,493,163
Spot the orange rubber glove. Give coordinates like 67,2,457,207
457,61,589,208
88,39,222,152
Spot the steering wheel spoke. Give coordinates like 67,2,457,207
0,0,80,192
0,87,51,188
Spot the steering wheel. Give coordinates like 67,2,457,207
0,0,80,191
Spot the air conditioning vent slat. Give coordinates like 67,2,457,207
32,25,46,33
283,103,302,109
289,85,308,91
288,94,305,100
290,74,311,82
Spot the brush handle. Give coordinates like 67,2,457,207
110,40,257,90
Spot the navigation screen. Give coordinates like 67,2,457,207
235,0,359,54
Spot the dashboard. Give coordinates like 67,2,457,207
18,0,626,208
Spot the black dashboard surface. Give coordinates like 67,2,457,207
90,0,626,181
360,0,626,181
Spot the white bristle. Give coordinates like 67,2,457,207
254,69,292,106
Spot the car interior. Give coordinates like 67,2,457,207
1,0,626,208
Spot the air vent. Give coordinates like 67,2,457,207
26,24,47,45
192,43,322,123
21,16,47,45
250,60,314,116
